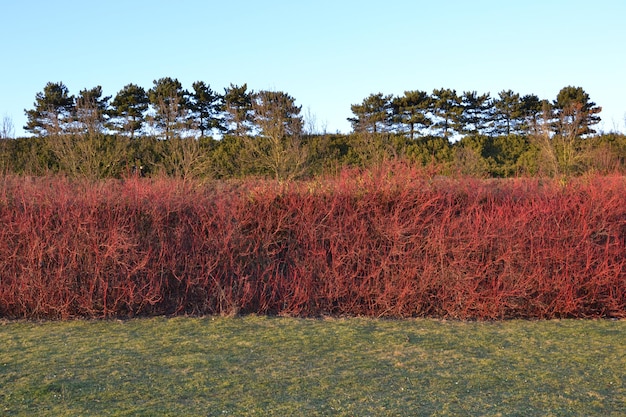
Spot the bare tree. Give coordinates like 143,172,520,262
303,106,318,137
530,101,560,176
157,137,212,180
48,133,129,179
1,114,14,139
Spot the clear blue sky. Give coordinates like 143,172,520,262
1,0,625,137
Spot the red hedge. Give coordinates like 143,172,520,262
1,164,625,319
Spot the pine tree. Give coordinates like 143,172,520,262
553,86,602,138
148,77,189,140
493,90,523,135
520,94,544,136
347,93,393,133
223,83,254,136
110,84,149,139
189,81,223,137
391,90,432,139
74,86,111,135
430,88,462,140
461,91,493,135
24,81,75,136
250,90,306,180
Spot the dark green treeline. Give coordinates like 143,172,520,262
1,80,624,179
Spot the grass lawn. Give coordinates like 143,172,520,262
1,316,625,416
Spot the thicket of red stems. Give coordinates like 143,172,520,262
1,163,625,320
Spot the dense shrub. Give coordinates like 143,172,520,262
0,164,625,319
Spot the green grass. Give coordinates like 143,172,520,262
1,316,625,416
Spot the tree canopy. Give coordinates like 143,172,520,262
189,81,222,138
75,86,110,135
23,80,605,144
391,90,431,140
223,83,254,136
24,81,75,136
148,77,189,140
553,85,602,138
348,93,393,134
109,83,149,139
